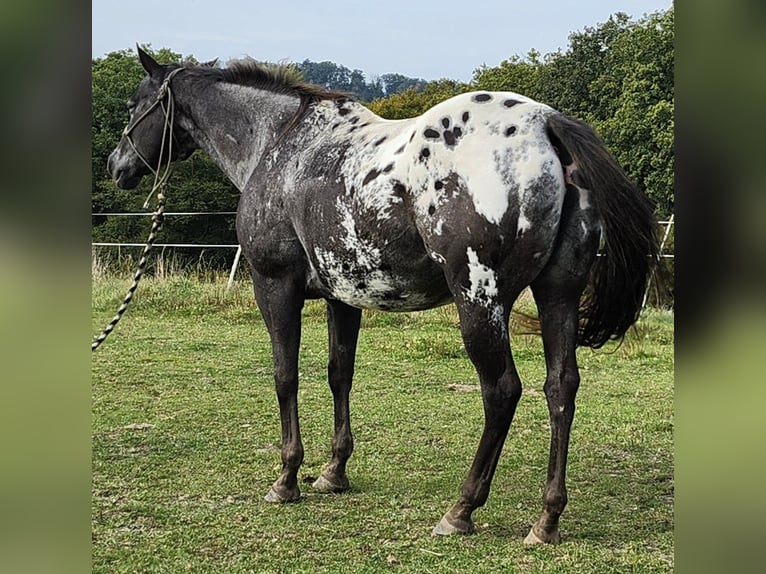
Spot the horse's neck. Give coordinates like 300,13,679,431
180,83,302,191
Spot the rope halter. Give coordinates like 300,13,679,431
121,66,185,208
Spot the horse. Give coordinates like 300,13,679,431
107,47,659,544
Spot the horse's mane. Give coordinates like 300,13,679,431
182,58,352,103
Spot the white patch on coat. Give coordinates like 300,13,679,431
578,188,591,210
490,304,506,329
465,247,498,305
517,213,531,234
332,106,413,221
402,92,561,231
429,250,446,265
313,246,433,311
336,198,381,269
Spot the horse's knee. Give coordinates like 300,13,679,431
501,369,523,401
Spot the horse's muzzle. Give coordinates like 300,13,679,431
107,147,144,190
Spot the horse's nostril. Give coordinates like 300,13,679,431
107,151,123,181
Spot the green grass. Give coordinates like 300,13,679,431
92,272,673,573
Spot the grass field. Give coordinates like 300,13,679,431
92,271,674,573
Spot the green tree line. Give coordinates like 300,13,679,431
92,8,673,268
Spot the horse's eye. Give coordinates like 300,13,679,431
127,101,136,114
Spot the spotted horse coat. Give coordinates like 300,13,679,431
108,51,659,544
240,91,576,322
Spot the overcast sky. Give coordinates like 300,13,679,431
92,0,672,82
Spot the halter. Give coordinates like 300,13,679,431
122,66,185,208
92,67,184,352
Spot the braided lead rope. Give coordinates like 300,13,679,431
92,190,167,351
92,71,180,352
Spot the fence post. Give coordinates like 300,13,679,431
642,213,674,309
227,245,243,291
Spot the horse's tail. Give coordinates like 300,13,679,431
545,112,660,348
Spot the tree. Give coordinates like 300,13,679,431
536,13,634,119
297,60,351,89
472,50,542,97
380,73,427,96
589,9,674,217
366,79,472,119
296,60,425,102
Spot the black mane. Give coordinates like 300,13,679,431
182,58,351,102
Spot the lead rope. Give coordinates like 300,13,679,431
92,72,180,352
91,191,167,351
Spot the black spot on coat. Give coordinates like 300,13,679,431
363,169,380,185
473,93,492,103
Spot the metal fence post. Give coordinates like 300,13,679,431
642,213,674,309
226,245,243,291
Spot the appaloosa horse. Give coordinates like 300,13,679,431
108,47,659,543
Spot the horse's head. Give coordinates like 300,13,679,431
107,47,197,189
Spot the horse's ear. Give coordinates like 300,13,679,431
137,44,162,77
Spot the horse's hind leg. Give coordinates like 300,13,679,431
525,187,599,544
433,294,522,535
252,273,306,503
523,282,581,544
313,300,362,493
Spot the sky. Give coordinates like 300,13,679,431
92,0,672,82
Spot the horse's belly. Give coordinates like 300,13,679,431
309,252,452,312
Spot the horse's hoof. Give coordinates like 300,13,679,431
264,487,300,504
432,513,475,536
312,474,349,494
523,525,561,545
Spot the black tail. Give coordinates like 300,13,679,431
546,113,661,348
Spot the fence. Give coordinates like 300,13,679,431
92,212,674,298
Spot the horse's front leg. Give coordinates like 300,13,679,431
253,273,305,503
313,299,362,493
